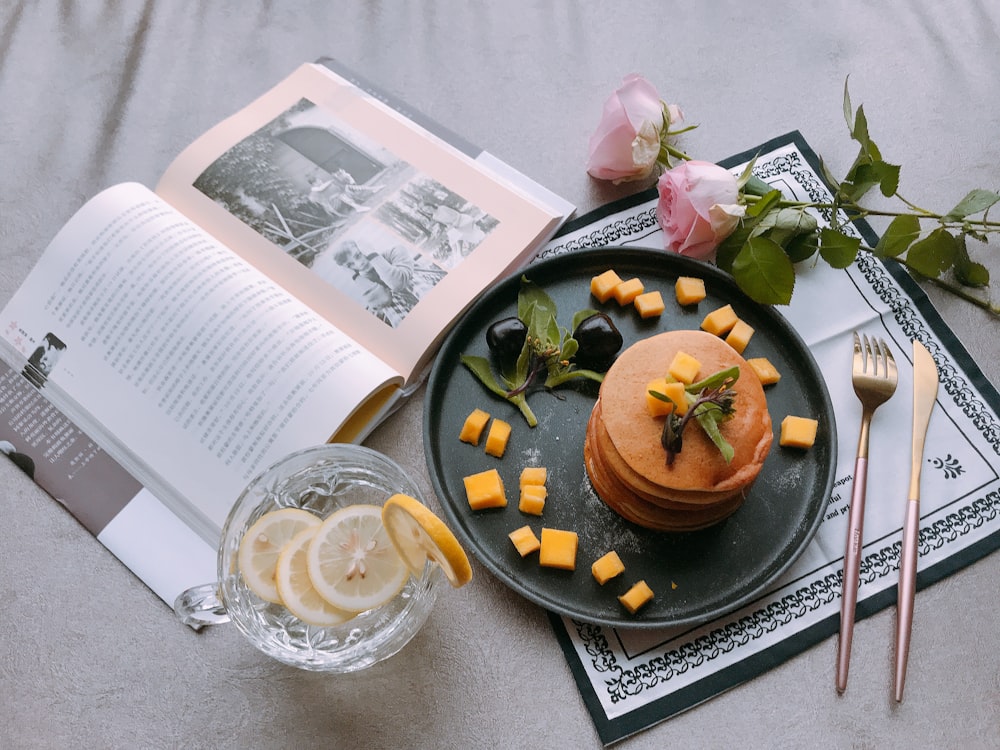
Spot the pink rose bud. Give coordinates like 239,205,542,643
586,74,667,184
656,160,746,260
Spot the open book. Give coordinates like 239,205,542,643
0,60,572,608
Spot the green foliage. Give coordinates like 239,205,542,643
655,366,739,465
874,215,921,258
731,237,796,305
713,80,999,315
461,277,607,427
819,228,861,268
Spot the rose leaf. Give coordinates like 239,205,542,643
731,236,796,305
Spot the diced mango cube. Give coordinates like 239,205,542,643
725,319,755,354
612,277,644,305
591,551,625,585
519,466,547,488
634,290,665,319
618,580,655,614
538,527,578,570
518,484,547,515
645,378,688,417
675,276,707,306
701,304,739,336
780,415,819,449
484,418,511,458
591,269,623,303
459,408,491,445
667,351,701,384
508,525,541,557
747,357,781,385
645,378,674,417
463,468,507,510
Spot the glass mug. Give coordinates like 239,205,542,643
174,443,444,672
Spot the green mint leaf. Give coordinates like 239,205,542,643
521,296,559,351
517,277,557,322
460,355,509,399
731,236,796,305
687,365,740,393
819,228,861,268
906,227,958,278
944,189,1000,221
874,214,921,258
560,335,579,362
694,405,735,464
544,367,604,388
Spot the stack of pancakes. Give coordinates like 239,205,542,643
584,330,772,532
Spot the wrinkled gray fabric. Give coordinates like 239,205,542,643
1,3,998,748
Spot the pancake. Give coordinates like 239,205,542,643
590,401,739,506
584,406,746,531
584,329,772,531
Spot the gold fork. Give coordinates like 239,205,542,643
835,331,898,694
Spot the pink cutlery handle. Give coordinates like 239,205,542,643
894,498,920,702
836,455,868,693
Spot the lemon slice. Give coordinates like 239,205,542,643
382,494,473,588
238,508,321,603
274,526,354,627
306,504,408,612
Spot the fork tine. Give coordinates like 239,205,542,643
883,340,898,383
852,331,863,373
862,333,877,376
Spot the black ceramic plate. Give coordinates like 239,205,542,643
423,247,836,628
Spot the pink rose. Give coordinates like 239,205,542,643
587,75,680,184
655,160,746,260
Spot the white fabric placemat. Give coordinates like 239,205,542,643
537,132,1000,745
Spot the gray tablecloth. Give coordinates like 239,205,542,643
2,3,998,748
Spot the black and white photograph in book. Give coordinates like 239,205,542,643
22,332,66,388
193,98,499,328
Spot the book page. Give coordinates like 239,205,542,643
156,63,568,384
0,183,402,538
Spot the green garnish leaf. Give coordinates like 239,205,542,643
460,355,507,398
461,277,614,426
660,367,739,465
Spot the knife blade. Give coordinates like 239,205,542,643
893,339,938,702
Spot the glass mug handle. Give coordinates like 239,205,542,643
173,582,231,630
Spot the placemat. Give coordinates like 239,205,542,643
538,132,1000,745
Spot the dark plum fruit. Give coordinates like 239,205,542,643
572,313,623,371
486,316,528,362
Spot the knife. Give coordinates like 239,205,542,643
893,339,938,702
